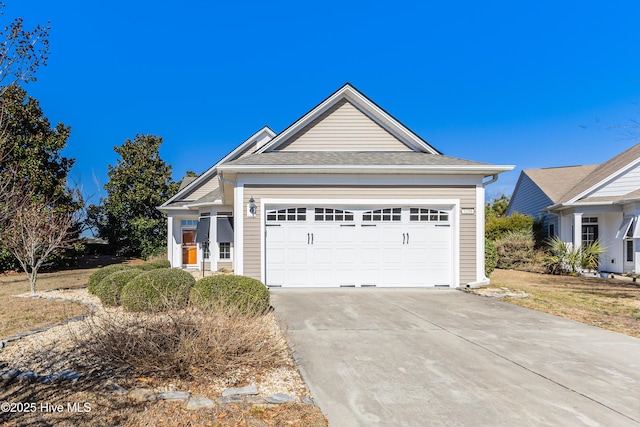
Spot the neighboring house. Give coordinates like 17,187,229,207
507,143,640,274
158,84,513,288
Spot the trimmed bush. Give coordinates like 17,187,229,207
137,259,171,271
88,264,133,294
94,269,146,306
120,268,195,312
192,275,270,315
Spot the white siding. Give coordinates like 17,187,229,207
587,161,640,198
276,99,412,152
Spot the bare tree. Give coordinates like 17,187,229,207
1,191,80,293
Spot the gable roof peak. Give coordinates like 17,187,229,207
256,84,442,155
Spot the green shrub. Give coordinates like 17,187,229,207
137,259,171,271
120,268,195,312
191,275,270,315
88,264,133,294
545,236,605,275
485,239,498,277
485,212,535,241
94,269,146,306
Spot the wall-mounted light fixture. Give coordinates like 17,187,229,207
248,196,257,217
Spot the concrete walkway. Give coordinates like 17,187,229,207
270,288,640,427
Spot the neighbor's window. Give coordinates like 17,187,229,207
549,223,555,237
626,240,634,262
219,242,231,260
582,217,598,245
625,218,634,263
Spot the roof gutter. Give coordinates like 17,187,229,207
217,164,515,175
482,174,499,187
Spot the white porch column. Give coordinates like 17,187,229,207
167,216,174,266
476,184,486,282
635,214,640,274
210,213,217,272
234,184,244,275
573,212,583,249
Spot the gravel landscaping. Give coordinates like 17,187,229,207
0,285,327,426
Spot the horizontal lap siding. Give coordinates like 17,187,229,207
182,178,220,201
507,174,552,219
243,185,477,285
277,99,412,152
217,261,233,271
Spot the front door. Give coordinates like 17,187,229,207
182,230,197,265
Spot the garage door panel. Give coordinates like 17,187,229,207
287,268,309,286
312,247,333,264
265,206,453,287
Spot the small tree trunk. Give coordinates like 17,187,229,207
29,269,37,294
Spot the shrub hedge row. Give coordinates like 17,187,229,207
88,262,270,314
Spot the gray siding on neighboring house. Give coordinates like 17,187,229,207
242,185,477,285
276,99,412,152
506,173,553,220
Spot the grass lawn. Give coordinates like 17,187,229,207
487,269,640,338
0,269,95,339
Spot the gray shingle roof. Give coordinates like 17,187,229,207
525,164,599,203
223,151,492,167
178,176,197,191
555,143,640,204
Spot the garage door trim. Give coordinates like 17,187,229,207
260,198,460,287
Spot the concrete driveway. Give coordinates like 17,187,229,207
270,288,640,427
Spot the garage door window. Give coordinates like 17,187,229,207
362,208,401,222
266,208,306,222
410,208,449,222
315,208,354,222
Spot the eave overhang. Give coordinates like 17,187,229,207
217,164,514,176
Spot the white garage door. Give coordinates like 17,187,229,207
265,206,453,287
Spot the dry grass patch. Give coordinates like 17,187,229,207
487,269,640,338
0,269,97,339
0,298,89,339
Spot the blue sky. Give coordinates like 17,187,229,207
5,0,640,203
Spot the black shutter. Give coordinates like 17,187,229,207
216,217,234,242
195,217,210,243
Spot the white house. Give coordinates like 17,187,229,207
507,143,640,274
159,84,513,287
